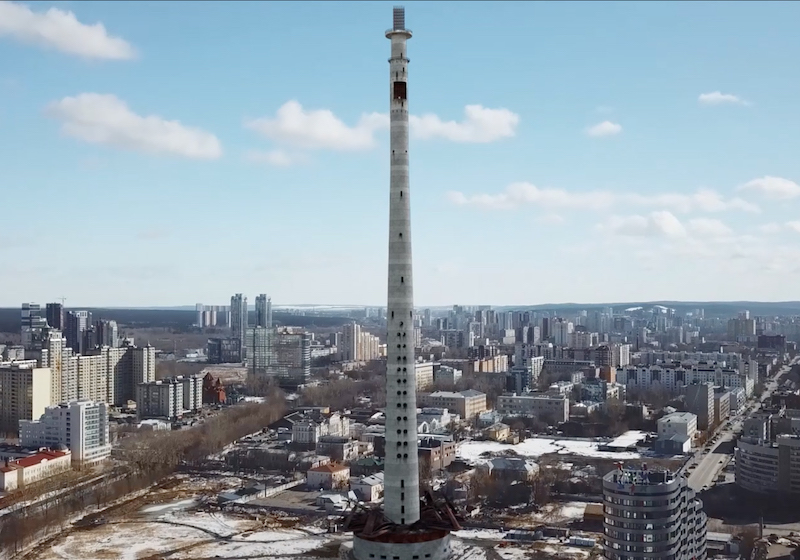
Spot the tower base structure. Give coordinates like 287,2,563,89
353,532,451,560
346,493,461,560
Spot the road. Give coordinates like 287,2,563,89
685,356,798,492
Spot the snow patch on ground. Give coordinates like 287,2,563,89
458,437,641,463
140,497,197,513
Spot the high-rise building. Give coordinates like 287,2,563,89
340,322,361,361
65,310,91,354
19,400,111,465
245,326,273,375
96,319,119,348
46,303,65,331
255,294,272,328
21,303,48,350
230,293,248,360
0,363,52,434
268,328,311,386
349,8,458,559
602,466,707,560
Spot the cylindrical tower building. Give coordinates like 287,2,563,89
348,9,460,560
384,4,420,527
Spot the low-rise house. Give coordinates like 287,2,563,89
350,472,384,502
351,457,384,477
0,448,72,491
485,422,511,442
481,457,538,482
307,463,350,490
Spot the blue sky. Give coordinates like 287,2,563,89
1,1,800,307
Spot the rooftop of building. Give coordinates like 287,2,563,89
604,465,676,486
308,462,349,474
659,412,697,423
1,449,71,471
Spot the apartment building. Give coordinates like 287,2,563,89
420,390,487,420
0,363,52,434
19,400,111,465
602,467,707,560
685,382,715,430
415,361,434,391
496,392,570,424
616,365,754,397
137,380,183,420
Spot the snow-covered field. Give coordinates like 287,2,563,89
458,436,641,463
39,511,334,560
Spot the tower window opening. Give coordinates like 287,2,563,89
393,81,407,100
401,480,404,488
401,506,405,514
401,518,405,525
397,454,401,459
400,276,404,283
391,311,394,318
400,191,403,198
399,233,402,238
401,493,405,500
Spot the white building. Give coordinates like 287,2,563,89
19,400,111,465
350,472,384,502
292,412,349,445
0,449,72,492
657,412,698,441
496,392,570,424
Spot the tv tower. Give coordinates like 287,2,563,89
346,7,460,560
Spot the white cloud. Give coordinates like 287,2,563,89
0,1,135,60
686,217,733,237
246,101,520,154
585,121,622,137
446,182,614,211
599,211,686,238
46,93,222,159
244,149,307,167
738,176,800,200
786,221,800,234
409,105,519,143
246,100,387,152
447,182,760,214
698,91,749,106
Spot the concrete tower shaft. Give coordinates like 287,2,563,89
384,5,419,526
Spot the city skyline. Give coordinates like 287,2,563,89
2,1,800,306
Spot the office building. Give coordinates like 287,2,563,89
96,319,119,348
255,294,272,328
21,303,48,350
657,412,698,441
0,363,52,434
602,466,707,560
206,337,241,364
266,328,311,386
421,390,487,420
45,303,65,331
65,310,91,354
19,400,111,465
415,361,434,391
